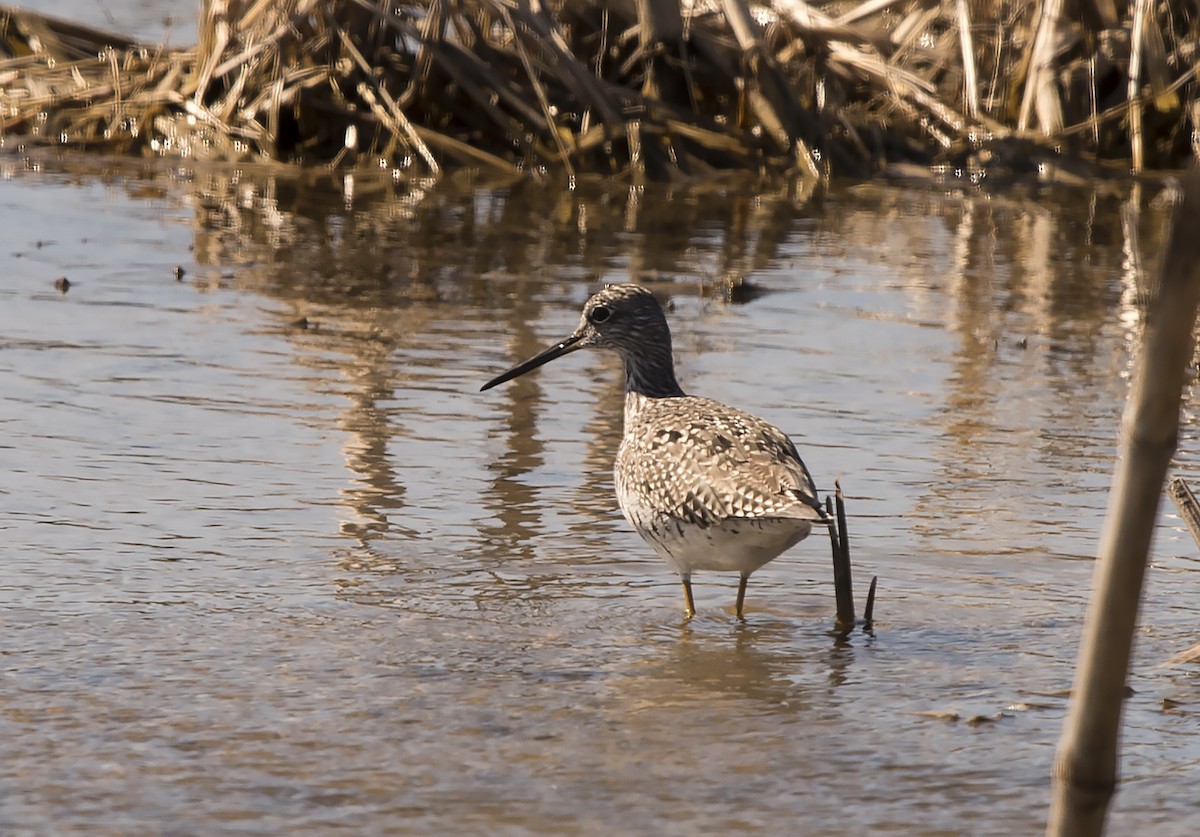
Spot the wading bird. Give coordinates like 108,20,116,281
482,284,829,619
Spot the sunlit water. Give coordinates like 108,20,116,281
19,0,198,45
4,142,1200,835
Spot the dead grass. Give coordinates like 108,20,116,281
0,0,1195,183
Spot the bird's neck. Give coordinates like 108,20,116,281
622,349,684,427
622,346,684,398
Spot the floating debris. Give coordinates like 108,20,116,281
913,709,961,722
965,713,1001,727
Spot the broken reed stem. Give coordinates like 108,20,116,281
500,4,575,180
338,27,440,175
1127,0,1150,173
1167,477,1200,552
1017,0,1065,134
398,0,441,110
830,479,855,631
955,0,978,119
1058,63,1200,139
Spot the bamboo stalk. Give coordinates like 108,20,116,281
1048,167,1200,836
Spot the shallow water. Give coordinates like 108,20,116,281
26,0,197,45
3,143,1200,836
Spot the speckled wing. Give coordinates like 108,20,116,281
616,396,825,528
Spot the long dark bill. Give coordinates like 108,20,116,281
480,332,585,391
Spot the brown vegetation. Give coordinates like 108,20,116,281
0,0,1196,183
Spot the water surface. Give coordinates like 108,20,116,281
3,147,1200,835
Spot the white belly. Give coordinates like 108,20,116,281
620,504,814,577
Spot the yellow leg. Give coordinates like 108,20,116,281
681,576,696,618
735,573,749,620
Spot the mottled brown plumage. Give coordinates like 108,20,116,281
482,283,827,618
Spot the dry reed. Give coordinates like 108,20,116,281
1,0,1196,183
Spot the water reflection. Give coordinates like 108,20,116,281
805,183,1160,560
17,152,1190,567
170,162,1195,570
478,290,555,564
7,149,1200,834
176,168,851,569
624,625,820,710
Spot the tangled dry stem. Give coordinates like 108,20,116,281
0,0,1196,184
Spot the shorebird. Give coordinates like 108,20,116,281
481,283,829,619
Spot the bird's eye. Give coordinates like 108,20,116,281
589,305,611,323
